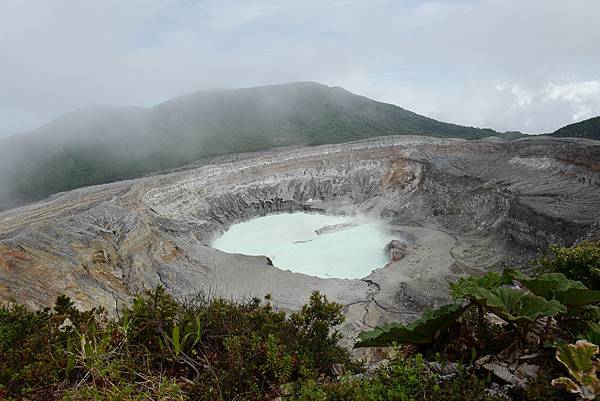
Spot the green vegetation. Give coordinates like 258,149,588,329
0,82,522,210
2,242,600,400
533,241,600,290
550,116,600,140
355,303,466,347
356,241,600,400
0,289,499,401
285,354,501,401
0,289,351,400
552,340,600,399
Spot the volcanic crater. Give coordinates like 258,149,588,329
1,135,598,343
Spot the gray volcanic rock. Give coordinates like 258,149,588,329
315,223,353,235
0,135,598,344
385,240,408,260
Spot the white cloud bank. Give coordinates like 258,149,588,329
543,81,600,122
483,80,600,131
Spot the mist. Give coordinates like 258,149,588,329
0,80,515,211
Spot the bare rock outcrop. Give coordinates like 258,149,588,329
385,240,408,260
315,223,353,235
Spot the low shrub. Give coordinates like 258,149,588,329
534,241,600,290
0,289,352,400
285,354,503,401
355,242,600,400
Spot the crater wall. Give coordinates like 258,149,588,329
0,135,598,342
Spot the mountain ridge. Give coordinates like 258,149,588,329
0,81,523,211
549,115,600,140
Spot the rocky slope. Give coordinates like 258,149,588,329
0,135,598,343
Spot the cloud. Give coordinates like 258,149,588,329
511,86,534,108
0,0,599,136
543,81,600,103
542,81,600,122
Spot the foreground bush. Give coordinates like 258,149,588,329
356,242,600,400
534,241,600,290
285,354,502,401
0,289,351,400
0,289,509,401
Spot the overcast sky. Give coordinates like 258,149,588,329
1,0,599,137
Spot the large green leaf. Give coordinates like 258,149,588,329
355,303,465,348
450,271,513,299
507,269,600,307
556,340,598,380
585,322,600,346
583,305,600,322
552,340,600,400
460,286,566,323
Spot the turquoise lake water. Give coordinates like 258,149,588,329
212,213,393,279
